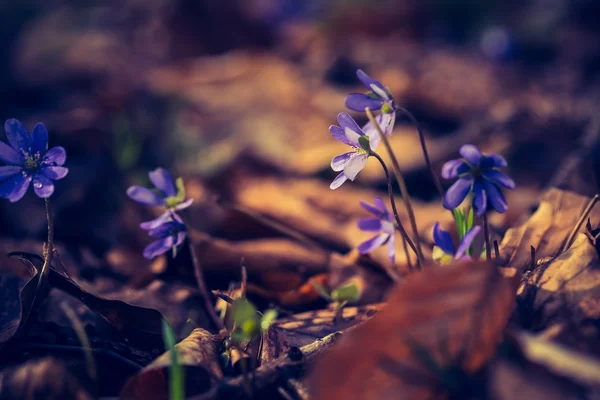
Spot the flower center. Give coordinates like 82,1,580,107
164,196,180,208
470,165,482,177
22,150,42,170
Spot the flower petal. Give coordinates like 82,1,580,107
482,180,508,213
432,222,455,255
40,166,68,180
454,225,481,260
43,146,67,166
149,168,176,197
174,231,187,248
356,70,389,100
443,177,473,210
472,181,487,216
459,144,482,166
0,166,21,181
387,234,396,262
0,174,32,203
360,200,383,217
0,141,23,165
31,123,48,155
174,198,194,211
329,172,348,190
148,221,184,238
345,93,383,112
32,174,55,198
373,197,387,213
482,170,515,189
143,236,175,259
329,125,353,146
140,212,172,230
441,159,469,179
343,154,368,181
358,218,382,232
337,113,363,138
4,119,31,152
331,152,355,172
358,233,390,254
481,154,507,169
361,112,395,151
127,186,164,205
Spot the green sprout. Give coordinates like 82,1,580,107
311,281,361,310
162,319,185,400
230,298,278,344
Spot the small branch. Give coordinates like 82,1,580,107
482,213,492,260
370,152,418,260
188,239,225,332
366,108,424,266
529,246,536,273
395,106,444,198
560,194,600,254
493,240,500,260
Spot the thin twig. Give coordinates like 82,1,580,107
529,246,536,273
403,237,413,273
370,152,418,259
561,194,600,254
482,213,492,260
395,106,444,198
493,240,500,260
366,108,424,266
188,240,225,332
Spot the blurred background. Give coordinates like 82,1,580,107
1,0,600,294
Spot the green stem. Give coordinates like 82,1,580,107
482,213,492,260
395,106,444,199
371,152,418,260
366,108,424,266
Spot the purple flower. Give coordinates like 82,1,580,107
330,112,388,189
345,70,396,117
127,167,193,227
357,197,396,262
141,214,187,259
441,144,515,215
432,222,481,263
0,119,68,202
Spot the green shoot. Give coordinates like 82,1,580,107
162,319,185,400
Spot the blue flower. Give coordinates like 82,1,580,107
432,222,481,263
345,70,396,118
357,197,396,262
127,167,193,228
141,214,187,259
441,144,515,215
330,112,393,189
0,119,68,202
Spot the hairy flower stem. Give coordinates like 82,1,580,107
395,106,444,199
482,213,492,260
187,236,225,332
371,151,419,264
366,108,424,266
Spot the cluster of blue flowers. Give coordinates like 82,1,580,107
328,70,515,265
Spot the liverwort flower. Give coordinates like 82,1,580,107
0,119,68,202
441,144,515,215
357,197,396,262
329,112,382,189
141,214,187,259
432,222,481,264
127,168,193,228
345,69,396,118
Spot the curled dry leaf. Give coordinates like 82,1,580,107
6,252,166,347
246,273,329,308
261,303,383,363
0,357,93,400
310,260,519,400
500,188,600,273
120,328,222,400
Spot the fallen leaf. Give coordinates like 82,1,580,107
500,188,600,273
0,357,93,400
120,328,222,400
310,260,518,400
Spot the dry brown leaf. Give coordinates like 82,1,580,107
261,303,383,363
310,260,518,400
500,188,600,273
120,328,222,400
246,273,329,307
0,358,93,400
